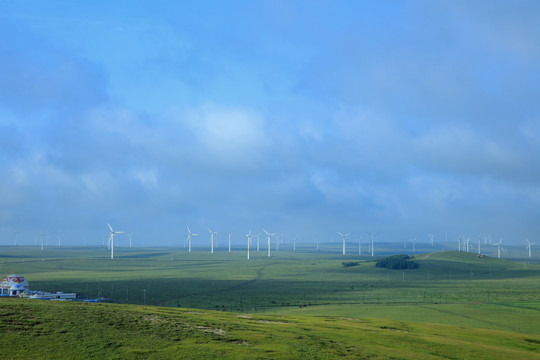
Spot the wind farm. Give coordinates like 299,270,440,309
1,240,540,359
2,0,540,358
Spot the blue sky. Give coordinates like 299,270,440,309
1,1,539,247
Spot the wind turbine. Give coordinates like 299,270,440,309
208,229,217,254
186,226,198,253
293,236,296,252
57,229,63,247
246,231,252,260
40,232,46,251
338,232,350,255
107,223,125,259
526,238,532,258
477,236,482,255
358,236,363,255
493,238,503,259
367,232,379,257
228,233,232,252
457,235,462,251
464,237,470,253
263,229,276,257
428,233,434,247
129,233,134,248
255,232,260,252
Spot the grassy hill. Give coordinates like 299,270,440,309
2,247,540,358
1,299,540,359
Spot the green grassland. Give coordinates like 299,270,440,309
1,246,540,358
1,300,540,359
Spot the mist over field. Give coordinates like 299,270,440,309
1,1,539,246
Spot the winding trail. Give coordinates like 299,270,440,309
157,262,274,306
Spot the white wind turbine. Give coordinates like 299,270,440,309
457,235,462,251
526,238,532,258
186,226,198,253
429,233,434,247
208,229,218,254
246,231,252,260
358,236,363,255
338,232,350,255
263,229,276,257
128,233,134,248
57,229,63,247
477,236,482,255
367,232,379,257
228,233,232,252
107,223,125,259
493,238,503,259
255,232,261,252
40,232,46,251
465,237,470,253
293,236,296,252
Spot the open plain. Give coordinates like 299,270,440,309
1,245,540,359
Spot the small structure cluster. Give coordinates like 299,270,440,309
0,274,30,296
0,274,79,300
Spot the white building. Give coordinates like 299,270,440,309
0,274,30,296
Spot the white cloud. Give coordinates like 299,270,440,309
185,103,265,150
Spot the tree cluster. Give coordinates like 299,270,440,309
375,255,419,270
342,261,360,267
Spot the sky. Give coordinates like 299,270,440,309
1,0,539,247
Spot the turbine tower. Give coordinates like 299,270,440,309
40,232,46,251
428,233,434,247
494,238,503,259
338,232,350,255
526,238,532,258
57,229,63,247
263,229,276,257
208,229,217,254
255,232,260,252
107,223,125,259
228,233,232,252
129,233,134,248
186,226,198,252
367,232,379,257
246,231,252,260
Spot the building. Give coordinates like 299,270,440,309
0,274,30,296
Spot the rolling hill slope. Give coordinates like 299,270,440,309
1,299,539,359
